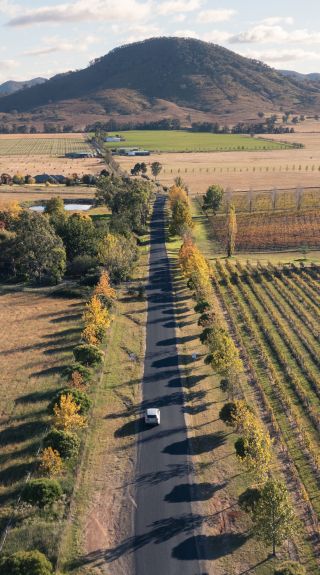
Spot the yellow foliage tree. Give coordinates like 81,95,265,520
53,394,87,431
236,411,272,482
94,270,116,301
82,295,111,344
39,447,63,476
169,185,189,209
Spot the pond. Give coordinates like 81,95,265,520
30,204,92,213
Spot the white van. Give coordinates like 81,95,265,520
145,408,160,425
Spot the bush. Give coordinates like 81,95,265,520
63,363,92,384
22,478,62,508
73,343,104,366
43,428,80,459
274,561,306,575
219,402,238,426
0,550,53,575
194,300,211,314
48,388,91,415
69,255,99,277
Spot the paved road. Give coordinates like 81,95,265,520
134,194,201,574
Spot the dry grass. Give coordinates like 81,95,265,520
118,130,320,192
0,185,96,204
0,285,83,554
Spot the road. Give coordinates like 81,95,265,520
134,194,201,574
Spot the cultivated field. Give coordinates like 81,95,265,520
118,130,320,192
0,135,92,156
105,130,289,152
0,286,83,561
0,185,96,204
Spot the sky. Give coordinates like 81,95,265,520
0,0,320,82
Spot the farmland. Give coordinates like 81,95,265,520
105,130,289,152
0,135,92,156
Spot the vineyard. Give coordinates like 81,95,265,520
213,261,320,528
209,209,320,251
0,137,92,156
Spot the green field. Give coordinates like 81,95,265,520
105,130,291,153
0,138,92,156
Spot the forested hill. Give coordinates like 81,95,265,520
0,37,319,126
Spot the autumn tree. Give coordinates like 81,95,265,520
82,294,111,345
250,479,296,556
203,184,224,213
39,447,63,476
169,199,194,236
226,203,237,257
235,410,272,481
94,270,116,307
204,324,242,375
53,394,87,431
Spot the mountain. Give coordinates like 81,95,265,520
0,77,47,97
0,37,319,130
279,70,320,84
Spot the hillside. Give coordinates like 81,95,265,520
0,37,319,130
279,69,320,84
0,77,46,96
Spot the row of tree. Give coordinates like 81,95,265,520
0,172,97,186
177,211,300,570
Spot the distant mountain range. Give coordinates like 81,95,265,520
0,38,319,130
0,77,47,97
279,70,320,83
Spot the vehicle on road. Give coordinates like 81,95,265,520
145,408,160,425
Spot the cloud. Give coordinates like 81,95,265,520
120,24,163,44
0,0,18,16
157,0,202,15
197,9,236,23
261,16,294,25
229,24,320,45
22,35,97,56
0,58,19,81
173,29,200,38
7,0,152,26
203,30,232,43
240,48,320,64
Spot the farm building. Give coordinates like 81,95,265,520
65,152,95,159
115,147,150,156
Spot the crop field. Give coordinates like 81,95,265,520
105,130,289,152
212,259,320,571
0,286,83,562
0,137,92,156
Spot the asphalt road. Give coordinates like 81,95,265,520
134,194,201,574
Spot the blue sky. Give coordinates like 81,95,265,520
0,0,320,82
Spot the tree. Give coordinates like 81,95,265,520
98,232,138,283
219,400,251,429
73,343,104,366
44,196,65,216
235,411,272,480
49,388,91,416
63,363,92,384
57,213,99,261
251,479,296,556
13,211,66,283
204,324,242,375
94,270,116,307
53,393,87,430
22,478,62,508
226,203,237,257
203,184,224,213
151,161,162,180
169,199,194,236
44,428,80,459
82,295,111,345
0,550,53,575
39,447,63,476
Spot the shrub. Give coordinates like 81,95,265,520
22,478,62,508
69,254,99,277
194,300,211,314
48,388,91,415
39,447,63,476
274,562,306,575
63,363,92,384
0,550,53,575
44,428,80,459
73,343,104,366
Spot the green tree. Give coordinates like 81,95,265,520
169,199,193,236
251,479,296,556
44,428,80,459
57,213,99,261
73,343,104,366
203,184,224,213
226,203,237,257
204,324,242,375
98,232,138,282
151,161,162,180
44,196,65,216
13,211,66,283
0,550,53,575
22,478,62,508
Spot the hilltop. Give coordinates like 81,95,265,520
0,37,319,130
0,77,46,97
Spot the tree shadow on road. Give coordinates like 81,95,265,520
163,431,226,456
172,533,247,560
164,481,227,503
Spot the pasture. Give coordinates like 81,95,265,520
118,130,320,192
0,285,83,561
105,130,289,152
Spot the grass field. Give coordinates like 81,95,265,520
105,130,289,153
0,185,97,204
0,285,84,563
0,136,92,157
